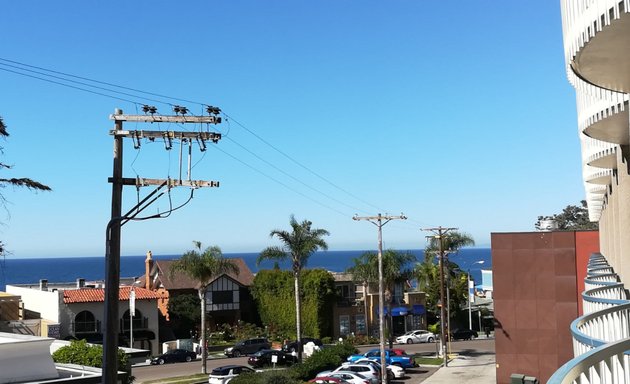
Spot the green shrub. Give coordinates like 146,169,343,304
428,322,440,335
290,342,359,380
52,339,132,383
321,336,332,345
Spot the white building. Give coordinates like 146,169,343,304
6,279,161,355
550,2,630,382
0,332,111,384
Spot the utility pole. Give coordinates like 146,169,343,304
422,226,457,368
103,107,222,383
354,213,407,384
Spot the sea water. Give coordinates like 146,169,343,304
0,248,491,291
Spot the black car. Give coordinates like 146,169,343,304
247,349,296,368
282,337,323,352
224,337,271,357
450,328,479,341
150,348,197,365
208,365,255,384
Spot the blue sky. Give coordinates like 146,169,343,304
0,1,582,258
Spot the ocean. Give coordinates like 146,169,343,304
0,248,491,292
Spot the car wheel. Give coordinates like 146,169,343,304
185,356,192,362
158,358,165,365
233,350,241,357
406,338,413,344
427,337,434,343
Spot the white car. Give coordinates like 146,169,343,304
318,364,379,384
395,329,435,344
208,365,256,384
350,358,405,379
322,371,374,384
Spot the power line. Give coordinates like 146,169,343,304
223,112,388,213
210,144,350,218
0,57,395,217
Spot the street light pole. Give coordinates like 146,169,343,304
468,261,484,331
129,286,136,349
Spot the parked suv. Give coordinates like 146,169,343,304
282,337,323,353
224,338,270,357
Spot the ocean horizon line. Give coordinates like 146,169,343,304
2,246,491,260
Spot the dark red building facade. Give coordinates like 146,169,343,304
491,230,598,383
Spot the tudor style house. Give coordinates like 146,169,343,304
6,279,161,355
142,251,258,331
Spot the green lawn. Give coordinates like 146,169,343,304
414,356,443,366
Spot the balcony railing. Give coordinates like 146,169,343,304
70,320,101,334
549,253,630,383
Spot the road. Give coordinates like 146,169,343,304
133,338,495,383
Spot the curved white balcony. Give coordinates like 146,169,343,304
549,253,630,384
584,168,614,185
561,0,630,92
576,85,629,145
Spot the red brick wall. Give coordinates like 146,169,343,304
492,231,579,384
574,231,599,316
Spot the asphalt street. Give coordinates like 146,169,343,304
132,338,495,383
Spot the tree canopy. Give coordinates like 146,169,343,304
257,215,329,361
0,116,51,256
169,242,239,374
536,200,598,230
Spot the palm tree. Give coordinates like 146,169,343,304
419,231,474,336
257,215,329,361
169,241,239,374
347,253,376,337
347,250,416,347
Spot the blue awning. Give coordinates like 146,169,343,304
376,306,416,316
411,304,425,315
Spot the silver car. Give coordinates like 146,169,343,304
395,329,435,344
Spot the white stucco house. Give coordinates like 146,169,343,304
6,279,161,355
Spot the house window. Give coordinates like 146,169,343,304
74,311,96,333
339,315,350,336
355,314,366,335
212,290,233,304
122,309,144,331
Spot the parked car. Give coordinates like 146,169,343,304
350,358,404,379
282,337,323,352
318,364,379,384
247,349,297,368
388,348,409,356
224,337,270,357
308,376,352,384
312,372,370,384
395,329,435,344
347,348,416,369
150,348,197,365
450,328,478,340
208,365,255,384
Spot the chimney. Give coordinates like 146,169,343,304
77,278,85,288
39,279,48,291
145,250,153,290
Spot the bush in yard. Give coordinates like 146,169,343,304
290,342,359,380
52,339,132,382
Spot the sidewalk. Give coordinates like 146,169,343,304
420,352,496,384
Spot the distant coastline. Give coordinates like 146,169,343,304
0,248,491,291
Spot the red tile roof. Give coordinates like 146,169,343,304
153,258,254,290
63,286,161,304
